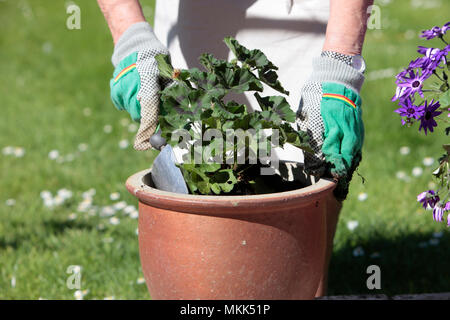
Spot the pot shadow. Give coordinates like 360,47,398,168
326,231,450,296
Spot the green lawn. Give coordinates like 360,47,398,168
0,0,449,299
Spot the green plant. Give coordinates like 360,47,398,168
156,37,312,195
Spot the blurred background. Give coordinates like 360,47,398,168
0,0,449,299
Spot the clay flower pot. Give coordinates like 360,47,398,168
126,163,335,300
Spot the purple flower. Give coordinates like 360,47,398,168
419,99,442,134
392,69,431,102
433,205,445,222
417,46,448,72
420,22,450,40
417,190,439,209
394,98,425,125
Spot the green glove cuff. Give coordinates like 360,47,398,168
320,82,364,199
110,52,142,122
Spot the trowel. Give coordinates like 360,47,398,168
149,131,189,194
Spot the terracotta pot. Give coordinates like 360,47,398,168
126,164,335,300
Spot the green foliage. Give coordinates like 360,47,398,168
156,38,311,195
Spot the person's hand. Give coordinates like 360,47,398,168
297,55,365,200
110,22,170,150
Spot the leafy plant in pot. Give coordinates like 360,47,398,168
125,38,336,299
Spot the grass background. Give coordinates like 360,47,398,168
0,0,449,299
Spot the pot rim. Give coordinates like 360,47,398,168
126,168,336,215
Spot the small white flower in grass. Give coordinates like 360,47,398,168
74,289,89,300
118,139,129,149
124,205,136,215
103,296,115,300
68,213,77,221
433,231,443,238
13,147,25,158
100,206,116,217
5,199,16,206
78,143,88,152
58,188,73,200
83,108,92,116
113,201,127,211
40,190,52,199
43,198,54,208
53,195,65,206
48,150,60,160
429,238,440,246
82,188,96,199
357,193,368,201
352,246,365,257
412,167,423,177
103,124,113,133
396,171,411,182
399,146,410,155
136,277,145,284
129,210,138,219
120,118,130,127
2,146,14,155
109,217,120,225
423,157,434,167
128,123,138,132
346,220,359,231
11,276,16,288
110,192,120,201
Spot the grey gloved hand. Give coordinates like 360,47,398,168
297,55,365,200
110,22,171,150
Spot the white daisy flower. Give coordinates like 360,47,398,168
357,193,368,201
48,150,60,160
43,198,54,208
53,195,65,206
113,201,127,211
13,147,25,158
78,143,88,152
124,205,136,215
68,213,77,221
399,146,410,155
58,188,73,200
118,139,129,149
2,146,14,155
5,199,16,206
83,108,92,116
412,167,423,177
40,190,52,199
136,277,145,284
120,118,130,126
100,206,116,217
109,192,120,201
109,217,120,225
346,220,359,231
103,124,113,133
423,157,434,167
129,210,138,219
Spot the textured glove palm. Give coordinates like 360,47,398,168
110,22,170,150
297,56,365,200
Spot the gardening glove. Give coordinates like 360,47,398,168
110,22,171,150
297,55,365,200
